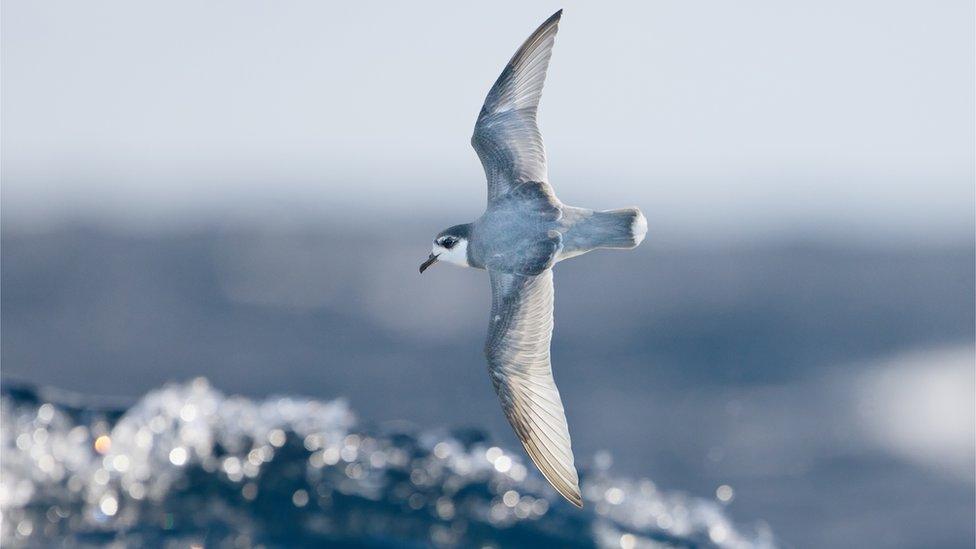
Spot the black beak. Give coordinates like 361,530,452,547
419,253,439,273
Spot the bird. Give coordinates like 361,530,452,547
419,10,646,508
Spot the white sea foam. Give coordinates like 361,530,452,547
1,379,776,547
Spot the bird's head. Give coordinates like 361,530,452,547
420,224,471,273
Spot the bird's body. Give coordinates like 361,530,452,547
451,192,645,274
420,10,646,508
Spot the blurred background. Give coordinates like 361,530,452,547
2,1,974,547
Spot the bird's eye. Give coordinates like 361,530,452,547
440,237,457,249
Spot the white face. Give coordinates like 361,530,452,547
432,235,469,267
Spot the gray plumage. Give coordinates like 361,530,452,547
423,10,647,507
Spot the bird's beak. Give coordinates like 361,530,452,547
419,253,439,273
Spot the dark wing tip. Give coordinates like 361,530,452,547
539,9,563,35
519,10,563,59
556,476,583,508
552,478,583,508
565,488,584,508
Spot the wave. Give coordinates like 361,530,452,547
1,379,776,547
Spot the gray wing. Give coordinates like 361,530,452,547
485,269,582,507
472,10,561,204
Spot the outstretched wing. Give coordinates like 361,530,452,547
485,269,582,507
472,10,561,204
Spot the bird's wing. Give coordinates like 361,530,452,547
472,10,561,204
485,268,582,507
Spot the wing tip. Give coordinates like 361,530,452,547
541,9,563,34
561,485,584,508
538,461,582,507
531,451,583,508
532,9,563,41
537,462,585,509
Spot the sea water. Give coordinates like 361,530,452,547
1,379,775,548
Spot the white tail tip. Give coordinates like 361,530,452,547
631,209,648,246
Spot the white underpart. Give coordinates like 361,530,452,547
632,210,648,246
433,238,470,268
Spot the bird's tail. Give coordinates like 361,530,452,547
584,207,647,249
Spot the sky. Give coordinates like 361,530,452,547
2,0,974,242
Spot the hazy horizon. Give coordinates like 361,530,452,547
3,1,974,243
